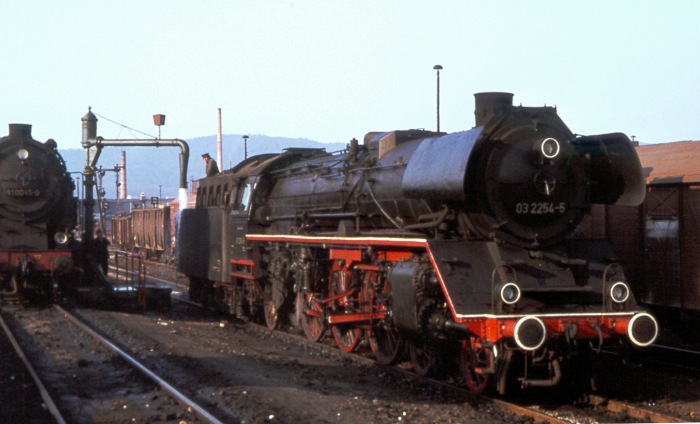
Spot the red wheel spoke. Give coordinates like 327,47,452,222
460,338,489,394
299,291,326,342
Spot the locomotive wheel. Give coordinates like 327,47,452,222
263,284,279,330
298,291,326,342
329,270,362,352
460,340,488,394
368,322,404,365
409,342,439,377
331,325,362,353
362,267,403,364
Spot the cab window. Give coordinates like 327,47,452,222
239,183,251,211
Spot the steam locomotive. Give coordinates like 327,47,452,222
0,124,78,303
177,92,658,394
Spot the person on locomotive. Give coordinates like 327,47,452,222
202,153,219,177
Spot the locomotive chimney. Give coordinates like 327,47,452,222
474,92,513,127
8,124,32,138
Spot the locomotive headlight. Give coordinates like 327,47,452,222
17,148,29,160
609,281,630,303
54,232,69,245
497,282,521,305
538,138,560,159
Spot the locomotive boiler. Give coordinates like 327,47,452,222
0,124,77,303
178,92,658,394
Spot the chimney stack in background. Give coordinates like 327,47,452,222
217,108,223,169
120,151,127,199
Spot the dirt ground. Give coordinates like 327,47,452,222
58,302,520,423
4,306,203,423
6,294,700,423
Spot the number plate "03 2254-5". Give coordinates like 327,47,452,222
515,202,566,214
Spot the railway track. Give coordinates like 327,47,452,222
54,305,223,423
0,309,64,423
225,296,700,422
1,304,223,423
585,394,685,423
166,289,690,423
264,312,691,423
70,299,518,422
130,260,700,422
152,290,570,423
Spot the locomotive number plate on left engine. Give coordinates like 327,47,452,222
5,188,42,197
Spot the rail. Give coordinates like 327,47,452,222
0,309,66,424
54,305,224,424
113,250,147,312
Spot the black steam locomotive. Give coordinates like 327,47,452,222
178,92,658,394
0,124,77,303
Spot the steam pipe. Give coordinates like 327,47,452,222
518,357,562,388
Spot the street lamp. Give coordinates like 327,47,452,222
433,64,443,132
242,134,249,160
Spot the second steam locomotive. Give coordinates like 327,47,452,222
0,124,77,303
178,92,658,394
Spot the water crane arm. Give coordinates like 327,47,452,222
82,137,190,190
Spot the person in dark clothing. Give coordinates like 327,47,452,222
202,153,220,177
93,229,111,275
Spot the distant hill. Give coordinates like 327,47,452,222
59,134,345,201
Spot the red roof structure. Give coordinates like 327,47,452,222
635,140,700,184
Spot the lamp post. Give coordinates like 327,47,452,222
242,134,249,160
433,64,443,132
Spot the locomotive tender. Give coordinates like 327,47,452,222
178,92,659,394
0,124,77,303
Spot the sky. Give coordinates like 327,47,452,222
2,1,700,150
